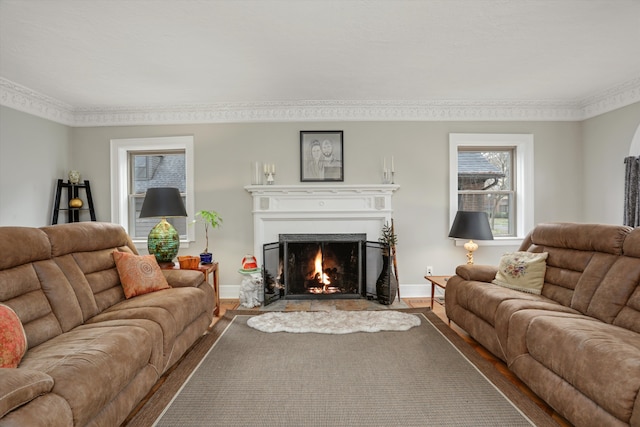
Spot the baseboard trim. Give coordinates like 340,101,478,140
219,283,432,299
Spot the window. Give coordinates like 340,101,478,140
110,136,195,246
449,134,533,244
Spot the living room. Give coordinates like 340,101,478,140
1,0,640,313
1,1,640,426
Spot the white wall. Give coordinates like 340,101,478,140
71,120,584,296
3,102,638,296
582,102,640,223
0,106,71,226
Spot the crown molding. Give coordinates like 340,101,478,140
0,77,76,126
1,76,639,127
579,77,640,119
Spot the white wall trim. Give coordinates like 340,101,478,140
245,184,399,265
109,136,195,246
630,123,640,156
2,76,639,126
0,77,76,126
219,283,430,299
449,133,534,243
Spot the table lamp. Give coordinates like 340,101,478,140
448,211,494,264
139,187,187,265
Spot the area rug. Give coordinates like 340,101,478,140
246,310,421,333
125,309,557,427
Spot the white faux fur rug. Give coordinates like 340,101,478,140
246,310,421,334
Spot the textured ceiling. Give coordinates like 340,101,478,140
1,0,639,123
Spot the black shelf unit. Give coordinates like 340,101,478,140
51,179,96,224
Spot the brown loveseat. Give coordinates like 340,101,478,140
445,223,640,427
0,222,214,426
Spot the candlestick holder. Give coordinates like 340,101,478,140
391,171,395,184
265,172,275,185
382,170,392,184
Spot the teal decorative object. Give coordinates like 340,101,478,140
139,188,187,265
147,218,180,264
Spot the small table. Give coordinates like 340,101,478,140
425,275,451,309
163,262,220,317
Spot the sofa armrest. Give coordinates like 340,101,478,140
162,269,204,288
0,368,54,417
454,264,498,282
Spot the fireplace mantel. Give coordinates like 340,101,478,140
245,183,399,195
245,184,399,263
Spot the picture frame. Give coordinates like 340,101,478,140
300,131,344,182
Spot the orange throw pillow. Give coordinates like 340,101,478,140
0,304,27,368
113,251,170,298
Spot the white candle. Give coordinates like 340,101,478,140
391,156,395,173
264,163,267,174
383,157,386,171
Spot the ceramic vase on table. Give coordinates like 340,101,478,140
200,252,213,264
376,253,398,305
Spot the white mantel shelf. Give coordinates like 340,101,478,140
245,184,400,195
245,184,399,263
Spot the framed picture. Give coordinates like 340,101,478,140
300,131,344,182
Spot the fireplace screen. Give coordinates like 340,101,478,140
262,234,389,305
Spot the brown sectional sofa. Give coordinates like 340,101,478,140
0,222,214,426
445,222,640,427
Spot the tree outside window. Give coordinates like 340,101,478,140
457,149,515,237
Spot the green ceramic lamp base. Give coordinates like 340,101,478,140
147,218,180,264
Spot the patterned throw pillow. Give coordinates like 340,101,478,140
113,251,170,299
0,304,27,368
492,251,549,294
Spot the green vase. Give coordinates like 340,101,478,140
147,218,180,264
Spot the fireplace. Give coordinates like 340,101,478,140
245,184,399,305
262,233,389,305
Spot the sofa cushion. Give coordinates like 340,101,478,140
0,368,54,417
113,251,170,298
19,322,156,427
528,222,630,255
0,227,51,271
493,251,548,294
450,279,546,328
519,223,633,308
0,304,27,368
522,315,640,424
86,286,209,371
41,222,136,257
588,255,640,327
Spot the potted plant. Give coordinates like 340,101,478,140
194,210,223,264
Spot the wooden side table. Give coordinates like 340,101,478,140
163,262,220,317
424,275,451,309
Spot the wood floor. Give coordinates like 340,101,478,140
213,298,572,427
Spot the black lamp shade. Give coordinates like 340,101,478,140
448,211,494,241
139,188,187,218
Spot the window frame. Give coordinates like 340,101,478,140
110,136,195,248
449,133,534,246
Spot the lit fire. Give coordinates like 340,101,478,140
314,250,331,285
308,249,341,294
